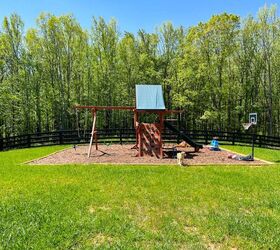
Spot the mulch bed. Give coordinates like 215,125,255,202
29,144,268,166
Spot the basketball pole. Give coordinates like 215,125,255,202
249,113,257,161
251,126,255,160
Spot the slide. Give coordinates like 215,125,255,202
164,121,203,151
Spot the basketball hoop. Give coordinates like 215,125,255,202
249,113,257,125
242,123,253,130
241,112,257,161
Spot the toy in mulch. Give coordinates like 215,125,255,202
209,137,221,151
162,141,191,160
176,141,191,148
228,154,254,161
177,152,186,166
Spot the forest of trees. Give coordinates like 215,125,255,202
0,5,280,137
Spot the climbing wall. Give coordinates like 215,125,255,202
137,123,162,158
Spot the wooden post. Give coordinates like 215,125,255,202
27,134,31,148
119,128,123,145
205,130,208,145
88,109,97,157
59,131,63,145
259,135,262,148
139,124,143,156
177,112,181,144
134,111,139,147
0,137,3,151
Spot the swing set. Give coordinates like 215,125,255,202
75,85,201,158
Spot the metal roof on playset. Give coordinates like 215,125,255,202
135,84,166,110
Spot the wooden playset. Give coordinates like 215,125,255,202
75,84,202,158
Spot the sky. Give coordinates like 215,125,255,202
0,0,279,33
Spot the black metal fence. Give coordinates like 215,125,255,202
0,129,279,151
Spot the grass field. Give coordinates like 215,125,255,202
0,145,279,249
221,145,280,163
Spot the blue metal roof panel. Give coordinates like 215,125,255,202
136,84,166,110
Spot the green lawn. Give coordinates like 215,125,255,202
221,145,280,163
0,146,280,249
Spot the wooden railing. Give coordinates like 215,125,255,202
0,129,279,151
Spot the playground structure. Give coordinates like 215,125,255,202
75,84,202,158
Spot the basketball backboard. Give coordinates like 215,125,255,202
249,113,257,125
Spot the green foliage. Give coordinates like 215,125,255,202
0,146,280,248
200,110,218,122
0,5,280,136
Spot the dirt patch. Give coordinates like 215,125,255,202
89,233,114,247
28,144,268,166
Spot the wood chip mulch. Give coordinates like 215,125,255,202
28,144,269,166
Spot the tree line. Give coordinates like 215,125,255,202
0,5,279,137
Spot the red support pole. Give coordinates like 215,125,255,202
139,124,143,157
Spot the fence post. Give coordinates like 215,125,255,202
0,138,3,151
258,135,262,148
232,133,235,145
120,128,123,145
205,130,208,145
59,131,63,144
177,132,180,144
177,113,181,144
27,134,31,148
